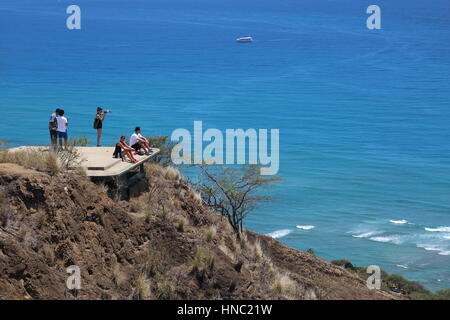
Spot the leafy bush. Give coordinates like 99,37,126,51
146,136,175,165
385,274,430,295
331,259,355,270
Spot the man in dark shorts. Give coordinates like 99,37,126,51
49,108,60,146
129,126,151,155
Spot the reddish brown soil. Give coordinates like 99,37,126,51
0,163,395,300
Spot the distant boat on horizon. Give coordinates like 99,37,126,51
236,36,253,43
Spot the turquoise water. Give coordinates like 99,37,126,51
1,0,449,290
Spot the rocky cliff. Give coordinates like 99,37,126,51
0,163,394,300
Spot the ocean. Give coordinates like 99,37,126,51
1,0,449,291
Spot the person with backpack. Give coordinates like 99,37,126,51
49,108,60,146
94,107,109,147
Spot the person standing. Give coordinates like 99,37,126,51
56,109,69,149
49,108,60,146
94,107,109,147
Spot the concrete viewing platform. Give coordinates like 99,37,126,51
9,146,160,178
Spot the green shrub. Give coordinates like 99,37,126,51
435,289,450,300
331,259,355,270
146,136,175,165
385,274,430,295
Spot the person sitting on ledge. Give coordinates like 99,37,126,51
129,126,151,155
114,136,138,163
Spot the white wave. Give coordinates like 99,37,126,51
352,231,380,238
417,244,450,255
424,226,450,232
267,229,292,239
296,225,315,230
396,264,408,269
390,219,408,224
369,235,404,245
417,244,441,251
443,236,450,240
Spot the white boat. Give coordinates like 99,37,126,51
236,37,253,43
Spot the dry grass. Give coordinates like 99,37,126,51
135,274,152,300
42,244,55,265
191,189,203,205
0,145,84,175
175,216,188,232
155,207,175,223
239,231,249,249
72,166,87,177
44,152,61,175
219,218,234,234
271,273,298,297
249,239,264,261
143,212,152,223
230,237,243,257
144,163,182,182
191,250,215,273
168,198,181,209
0,149,51,172
97,183,110,196
218,243,236,263
155,277,175,300
129,198,142,213
129,184,176,224
144,163,165,178
112,265,127,287
163,166,182,181
140,250,163,277
202,225,217,242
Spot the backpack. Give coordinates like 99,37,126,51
50,114,58,130
113,144,122,158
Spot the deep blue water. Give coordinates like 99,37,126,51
1,0,449,291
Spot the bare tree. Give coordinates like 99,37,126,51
195,165,281,238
